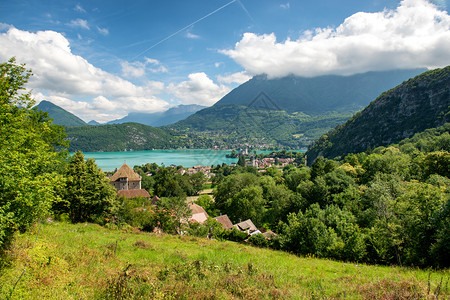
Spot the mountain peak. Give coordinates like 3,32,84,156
36,100,87,126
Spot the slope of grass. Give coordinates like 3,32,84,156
1,222,448,299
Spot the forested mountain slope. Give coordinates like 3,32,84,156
307,66,450,161
65,123,179,152
36,100,87,126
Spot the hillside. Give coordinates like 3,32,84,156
1,222,447,299
107,104,206,127
65,123,180,152
167,69,424,148
36,100,87,126
168,104,354,148
307,66,450,161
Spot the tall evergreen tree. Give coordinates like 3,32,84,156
59,151,118,223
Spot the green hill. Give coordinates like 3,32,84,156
1,222,447,299
307,66,450,161
168,104,354,148
36,100,87,126
65,123,180,152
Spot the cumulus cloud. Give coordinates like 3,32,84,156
221,0,450,78
217,71,252,84
67,18,90,30
167,72,231,106
0,27,169,122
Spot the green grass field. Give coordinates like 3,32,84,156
1,222,448,299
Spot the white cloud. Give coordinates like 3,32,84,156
0,23,13,31
217,71,252,84
167,72,231,106
221,0,450,78
121,57,168,78
67,18,89,30
280,3,290,9
0,28,170,122
186,32,200,39
97,26,109,35
121,61,146,78
74,4,86,13
214,62,223,68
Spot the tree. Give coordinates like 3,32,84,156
57,151,118,223
0,58,68,253
237,154,246,167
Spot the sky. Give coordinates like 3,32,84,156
0,0,449,123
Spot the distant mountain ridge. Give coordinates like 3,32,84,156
36,100,87,126
107,104,206,126
168,69,426,148
306,66,450,161
215,69,426,114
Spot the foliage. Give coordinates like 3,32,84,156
55,151,118,223
0,58,68,254
194,194,220,217
210,125,450,268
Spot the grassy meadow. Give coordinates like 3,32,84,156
1,222,448,299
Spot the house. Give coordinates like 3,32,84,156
110,163,150,200
188,203,209,223
234,219,258,234
110,163,142,191
214,215,234,230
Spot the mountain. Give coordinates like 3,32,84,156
168,69,425,148
306,66,450,161
106,104,206,127
88,120,101,125
36,100,87,126
215,69,426,114
65,123,179,152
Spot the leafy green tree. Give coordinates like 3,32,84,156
58,151,118,223
227,186,265,226
195,194,219,217
213,172,259,213
0,58,67,253
157,196,190,234
188,172,206,195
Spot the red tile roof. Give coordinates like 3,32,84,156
214,215,234,230
189,203,208,216
118,189,150,199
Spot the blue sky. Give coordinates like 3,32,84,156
0,0,449,122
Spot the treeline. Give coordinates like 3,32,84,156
204,125,449,268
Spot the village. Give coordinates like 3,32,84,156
108,160,284,240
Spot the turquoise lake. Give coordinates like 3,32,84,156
81,149,238,171
80,149,305,171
